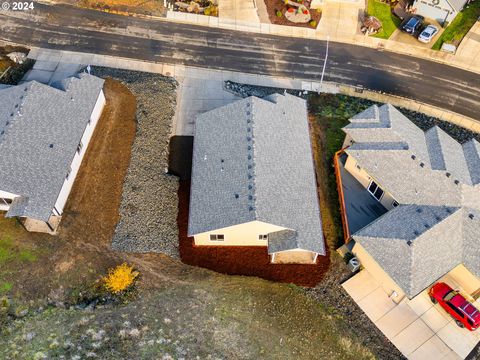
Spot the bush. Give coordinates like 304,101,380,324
309,20,317,28
103,263,139,294
275,9,282,17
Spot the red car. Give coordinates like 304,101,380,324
429,282,480,331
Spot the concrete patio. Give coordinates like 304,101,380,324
343,269,480,359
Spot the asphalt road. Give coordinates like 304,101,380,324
1,3,479,119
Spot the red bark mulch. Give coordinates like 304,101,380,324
178,180,330,287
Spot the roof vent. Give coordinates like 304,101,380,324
247,127,251,132
248,185,253,190
247,137,251,142
469,213,475,220
10,113,13,117
247,146,251,150
420,162,425,168
246,102,250,107
49,144,54,148
446,172,451,177
446,208,452,214
435,216,441,221
424,223,430,229
234,194,239,199
248,195,253,200
411,154,416,161
407,240,413,245
454,179,460,185
416,208,423,213
246,111,250,115
247,155,252,160
248,174,252,179
221,159,224,163
249,206,254,211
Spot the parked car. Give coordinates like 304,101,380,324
429,282,480,331
402,16,424,34
418,25,439,43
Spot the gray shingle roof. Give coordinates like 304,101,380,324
188,93,325,255
0,73,104,221
344,104,480,298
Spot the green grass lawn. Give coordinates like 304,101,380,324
432,1,480,50
367,0,401,39
0,234,38,295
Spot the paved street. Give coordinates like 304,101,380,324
1,3,479,119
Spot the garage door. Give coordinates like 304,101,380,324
415,1,450,24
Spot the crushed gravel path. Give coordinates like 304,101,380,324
91,67,180,258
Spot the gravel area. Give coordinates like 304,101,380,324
91,67,180,258
225,81,480,143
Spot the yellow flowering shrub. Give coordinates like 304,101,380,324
103,263,139,294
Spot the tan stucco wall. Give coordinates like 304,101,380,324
193,220,287,246
272,250,317,264
344,155,397,210
352,242,406,302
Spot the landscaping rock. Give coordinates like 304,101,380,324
91,67,180,258
226,81,480,144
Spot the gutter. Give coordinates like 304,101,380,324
333,147,351,244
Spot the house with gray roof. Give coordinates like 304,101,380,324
338,103,480,300
0,73,105,233
188,93,325,264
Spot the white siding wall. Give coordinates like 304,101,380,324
53,90,106,214
0,190,19,212
344,155,398,210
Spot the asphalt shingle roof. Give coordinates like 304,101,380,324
345,104,480,298
0,73,104,221
188,93,325,255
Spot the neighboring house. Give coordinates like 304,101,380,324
188,93,325,264
413,0,468,25
0,73,105,233
339,104,480,300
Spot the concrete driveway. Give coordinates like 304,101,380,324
343,270,480,359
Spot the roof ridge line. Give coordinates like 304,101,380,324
247,97,258,218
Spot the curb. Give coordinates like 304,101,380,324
25,47,479,132
33,0,480,75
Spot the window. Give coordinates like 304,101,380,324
0,198,12,206
446,302,465,319
367,181,384,201
77,141,83,154
210,234,224,241
258,234,268,240
392,200,399,207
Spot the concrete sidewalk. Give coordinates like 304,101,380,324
26,48,480,134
